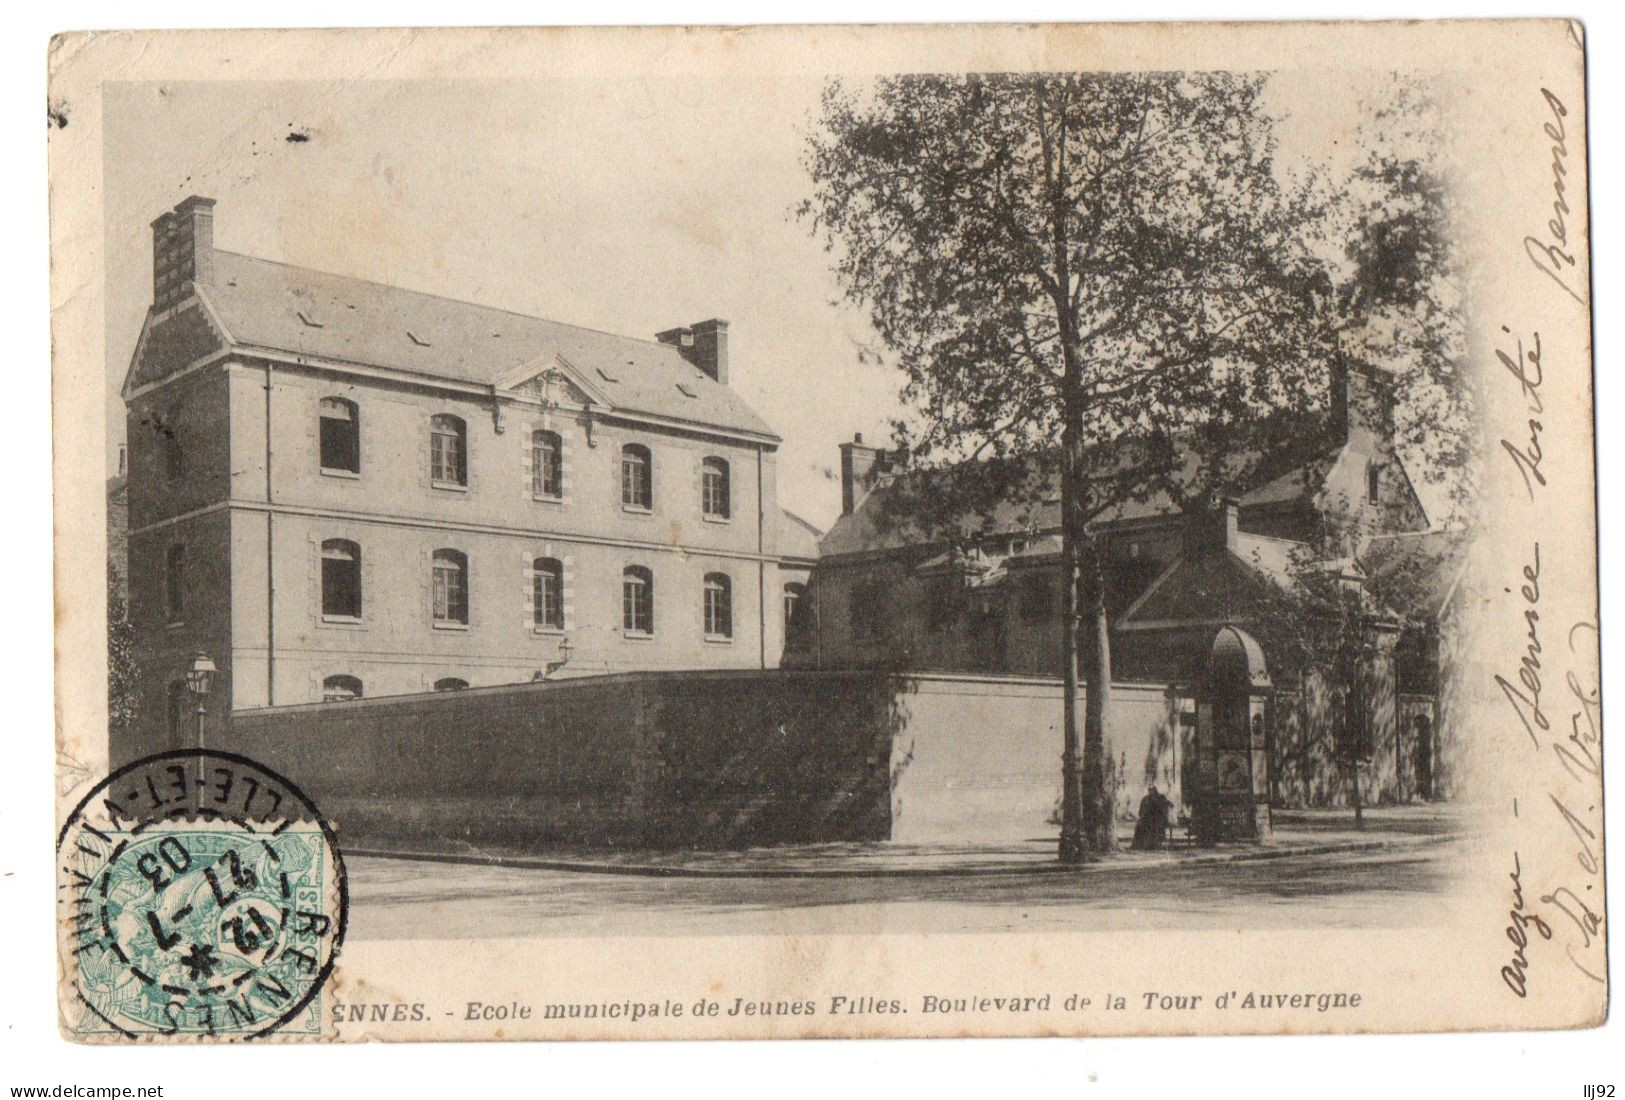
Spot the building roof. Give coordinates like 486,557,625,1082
189,251,777,439
819,440,1334,561
820,471,1061,558
1360,529,1469,622
775,508,823,562
1116,533,1309,630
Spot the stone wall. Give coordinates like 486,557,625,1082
224,669,1180,852
226,670,898,851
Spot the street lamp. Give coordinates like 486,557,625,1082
546,636,574,679
185,652,215,750
533,637,574,682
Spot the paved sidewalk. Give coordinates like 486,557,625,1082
348,802,1471,879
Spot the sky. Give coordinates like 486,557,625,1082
102,71,1396,530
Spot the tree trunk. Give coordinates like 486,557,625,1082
1080,537,1116,852
1057,462,1086,865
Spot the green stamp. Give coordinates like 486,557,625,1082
59,751,347,1040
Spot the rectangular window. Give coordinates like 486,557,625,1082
321,540,361,619
622,568,653,634
319,399,360,473
621,446,652,509
533,559,564,629
702,458,730,519
431,416,467,486
164,544,185,623
704,575,733,638
432,552,469,624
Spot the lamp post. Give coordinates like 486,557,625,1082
184,652,215,751
534,637,574,682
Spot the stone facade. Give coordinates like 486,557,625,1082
118,196,815,764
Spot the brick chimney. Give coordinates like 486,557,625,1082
839,432,884,516
656,318,729,386
151,195,216,312
1329,358,1396,449
1185,496,1242,555
1219,496,1240,549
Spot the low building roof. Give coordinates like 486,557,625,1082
775,508,823,562
1360,528,1470,623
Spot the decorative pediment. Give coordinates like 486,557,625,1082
496,356,610,410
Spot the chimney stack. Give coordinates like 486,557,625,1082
1329,358,1396,449
1186,496,1242,555
151,195,216,312
656,318,729,386
839,432,884,516
1220,497,1240,549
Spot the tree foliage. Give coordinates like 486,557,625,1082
801,70,1470,855
802,72,1339,527
1329,78,1474,524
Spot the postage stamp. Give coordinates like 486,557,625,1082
57,750,346,1041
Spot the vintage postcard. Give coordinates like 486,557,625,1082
48,20,1602,1042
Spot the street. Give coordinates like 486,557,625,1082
345,837,1463,939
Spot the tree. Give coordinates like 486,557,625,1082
802,73,1336,861
1327,77,1473,524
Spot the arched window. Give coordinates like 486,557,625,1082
319,397,360,473
433,677,469,692
622,565,654,634
533,557,564,630
621,444,652,509
783,582,809,649
321,539,361,619
532,429,563,499
432,549,469,624
703,573,733,639
701,456,730,519
322,675,363,702
430,414,467,486
164,544,186,624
